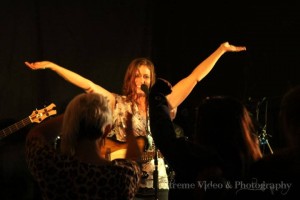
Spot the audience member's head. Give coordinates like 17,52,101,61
279,85,300,148
194,96,262,178
60,93,112,156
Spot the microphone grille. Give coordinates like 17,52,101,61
141,84,149,95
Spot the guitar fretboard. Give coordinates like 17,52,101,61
0,117,31,138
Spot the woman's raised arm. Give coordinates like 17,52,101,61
25,61,115,108
166,42,246,109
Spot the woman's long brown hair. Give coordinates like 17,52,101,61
122,58,156,103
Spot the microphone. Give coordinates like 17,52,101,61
141,84,149,96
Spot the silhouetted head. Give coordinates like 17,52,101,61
60,93,112,155
194,96,262,178
279,85,300,147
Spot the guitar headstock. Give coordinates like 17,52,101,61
30,103,57,123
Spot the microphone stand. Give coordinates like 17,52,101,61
141,84,159,199
147,104,159,200
153,144,159,200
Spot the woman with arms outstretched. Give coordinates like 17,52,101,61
25,41,246,200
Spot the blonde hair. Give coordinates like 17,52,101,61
60,93,112,156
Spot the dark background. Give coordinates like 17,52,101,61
1,0,299,150
0,1,299,199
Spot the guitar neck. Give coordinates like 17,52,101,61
0,117,32,139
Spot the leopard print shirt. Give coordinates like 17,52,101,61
26,138,141,200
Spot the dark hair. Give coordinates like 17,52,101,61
279,85,300,147
194,96,262,178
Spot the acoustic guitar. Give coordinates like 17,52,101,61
99,136,164,163
0,103,57,139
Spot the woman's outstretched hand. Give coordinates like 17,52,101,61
221,42,246,52
24,61,54,70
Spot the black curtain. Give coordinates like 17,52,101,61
0,0,299,163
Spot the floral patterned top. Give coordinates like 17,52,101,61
107,95,148,141
107,94,169,190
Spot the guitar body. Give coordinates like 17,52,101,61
99,136,164,163
99,136,147,160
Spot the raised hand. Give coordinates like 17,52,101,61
24,61,55,70
221,41,247,52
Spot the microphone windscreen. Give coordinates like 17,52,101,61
141,84,149,96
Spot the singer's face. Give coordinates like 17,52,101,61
135,65,151,94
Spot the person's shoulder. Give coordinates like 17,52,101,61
112,159,141,169
252,148,298,167
250,148,300,181
111,159,142,179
